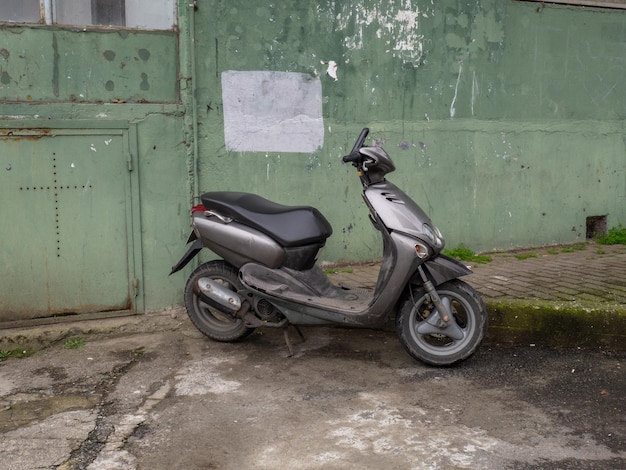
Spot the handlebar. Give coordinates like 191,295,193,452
342,127,370,163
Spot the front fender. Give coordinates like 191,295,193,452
418,254,473,286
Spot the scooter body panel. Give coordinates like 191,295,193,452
364,181,433,238
194,214,286,269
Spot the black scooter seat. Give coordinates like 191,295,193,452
200,192,333,248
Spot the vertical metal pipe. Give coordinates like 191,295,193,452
43,0,53,24
188,1,199,204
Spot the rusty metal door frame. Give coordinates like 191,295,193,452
0,119,144,319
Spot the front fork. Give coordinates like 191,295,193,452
414,265,464,340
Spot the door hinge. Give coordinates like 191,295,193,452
132,278,139,297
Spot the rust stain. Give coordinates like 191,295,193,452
0,128,54,140
39,2,46,24
46,300,133,316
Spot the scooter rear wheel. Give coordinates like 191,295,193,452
184,261,255,342
396,279,487,366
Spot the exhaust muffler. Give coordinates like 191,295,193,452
193,277,242,314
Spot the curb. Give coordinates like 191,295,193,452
2,302,625,354
2,297,626,355
0,310,186,352
484,299,626,351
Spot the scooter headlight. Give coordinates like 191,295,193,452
422,223,436,243
422,223,445,250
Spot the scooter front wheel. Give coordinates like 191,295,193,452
184,261,255,342
396,279,487,366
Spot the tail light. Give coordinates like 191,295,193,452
191,204,205,214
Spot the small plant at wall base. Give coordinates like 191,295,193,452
0,348,36,361
64,337,85,349
596,225,626,245
515,252,538,260
560,243,587,253
444,245,493,264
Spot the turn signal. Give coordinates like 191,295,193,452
415,243,429,259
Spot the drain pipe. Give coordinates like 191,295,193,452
188,0,200,205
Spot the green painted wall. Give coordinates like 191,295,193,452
0,26,178,102
1,0,625,319
193,0,626,260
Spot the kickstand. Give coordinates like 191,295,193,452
283,325,305,357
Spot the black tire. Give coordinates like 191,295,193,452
184,261,255,342
396,279,488,366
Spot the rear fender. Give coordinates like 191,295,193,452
169,231,203,275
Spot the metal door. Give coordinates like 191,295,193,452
0,123,142,324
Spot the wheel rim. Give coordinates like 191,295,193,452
191,276,242,333
408,290,477,357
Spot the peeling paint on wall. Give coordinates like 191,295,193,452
324,60,339,81
445,7,505,60
450,63,462,118
331,0,432,67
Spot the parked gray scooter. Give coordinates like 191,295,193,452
171,128,487,366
